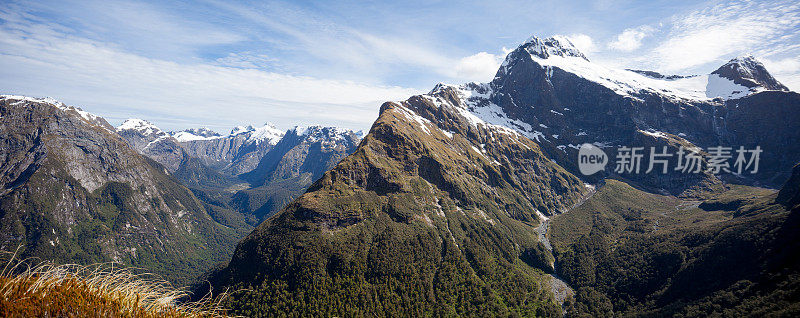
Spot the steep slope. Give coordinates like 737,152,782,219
232,126,362,221
448,36,799,191
204,87,590,316
0,95,250,285
710,55,789,93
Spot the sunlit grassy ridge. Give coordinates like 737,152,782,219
0,255,234,318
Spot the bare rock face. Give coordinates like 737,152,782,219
711,56,789,91
241,126,360,186
230,126,361,221
778,163,800,208
0,96,250,285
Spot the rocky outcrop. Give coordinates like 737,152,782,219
711,55,789,92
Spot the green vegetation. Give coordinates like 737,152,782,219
550,178,800,317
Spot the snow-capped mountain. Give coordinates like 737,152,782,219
1,95,113,131
240,125,361,187
503,36,786,102
400,35,799,191
230,123,284,145
116,118,187,172
709,55,789,98
172,127,222,142
176,123,285,175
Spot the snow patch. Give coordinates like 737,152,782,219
706,74,753,99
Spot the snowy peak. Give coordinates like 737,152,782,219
288,125,360,145
184,127,221,138
520,35,588,61
208,123,285,145
171,127,222,142
1,95,109,129
495,36,792,102
711,55,788,92
230,125,256,136
116,118,167,138
249,123,284,145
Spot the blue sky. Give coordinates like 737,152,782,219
1,0,799,132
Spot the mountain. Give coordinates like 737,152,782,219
0,95,251,285
176,124,284,176
116,119,243,192
447,36,799,192
232,125,362,221
204,84,591,316
710,55,790,93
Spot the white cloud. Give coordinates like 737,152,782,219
564,33,597,54
454,52,505,82
608,26,656,51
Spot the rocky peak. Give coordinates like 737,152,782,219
711,55,788,91
519,35,589,61
288,125,359,144
116,118,168,138
116,118,186,172
230,125,256,136
248,123,284,145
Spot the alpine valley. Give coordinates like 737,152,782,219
2,35,799,317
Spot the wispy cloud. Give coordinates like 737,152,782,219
2,0,800,131
0,5,418,131
645,0,800,72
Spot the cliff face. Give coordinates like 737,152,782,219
0,96,249,285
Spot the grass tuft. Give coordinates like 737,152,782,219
0,250,235,318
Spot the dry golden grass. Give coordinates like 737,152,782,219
0,251,235,318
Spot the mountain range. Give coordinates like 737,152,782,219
2,34,799,316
